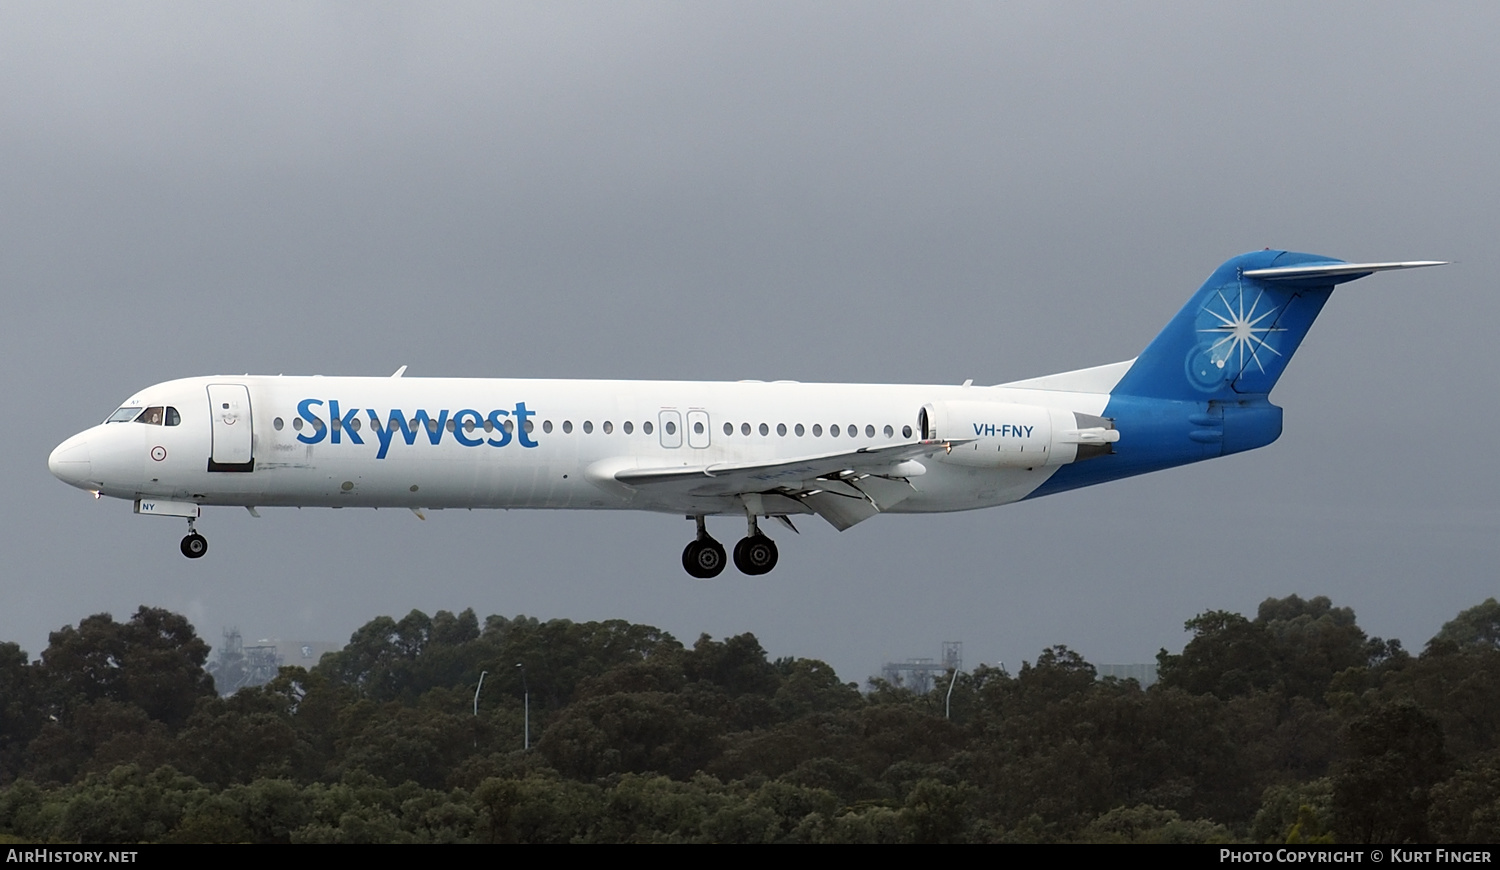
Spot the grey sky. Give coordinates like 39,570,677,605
4,3,1494,681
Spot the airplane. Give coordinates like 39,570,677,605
48,250,1443,577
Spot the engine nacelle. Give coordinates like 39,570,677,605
918,400,1118,469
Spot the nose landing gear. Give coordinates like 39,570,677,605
180,518,208,559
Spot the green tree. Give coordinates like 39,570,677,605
1332,700,1448,843
1434,598,1500,649
1076,803,1233,844
538,692,725,780
1427,749,1500,843
39,607,215,729
0,642,43,785
1159,596,1383,704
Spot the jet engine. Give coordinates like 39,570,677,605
918,400,1118,469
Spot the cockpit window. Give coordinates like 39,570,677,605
165,407,181,426
106,406,143,423
135,406,166,426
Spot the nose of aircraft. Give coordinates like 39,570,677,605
48,435,93,489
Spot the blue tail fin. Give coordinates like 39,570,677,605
1111,250,1442,401
1025,251,1442,499
1114,250,1340,401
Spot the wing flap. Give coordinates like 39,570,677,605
612,440,952,530
799,490,880,531
614,439,957,495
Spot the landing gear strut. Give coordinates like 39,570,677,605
733,512,778,576
180,518,208,559
681,515,726,578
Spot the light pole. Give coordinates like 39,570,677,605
516,663,529,750
474,670,488,717
473,670,488,748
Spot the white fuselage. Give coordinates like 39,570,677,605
48,374,1113,520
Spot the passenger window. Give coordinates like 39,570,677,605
463,419,476,433
795,424,805,436
903,425,913,439
484,419,494,433
830,424,839,438
865,425,874,438
812,424,822,437
643,421,654,435
503,419,515,434
350,417,361,432
293,418,304,431
623,421,633,435
273,417,284,431
583,421,594,434
847,425,857,437
165,407,181,426
724,422,733,436
445,419,456,432
693,421,704,434
759,423,769,436
603,421,613,434
777,423,787,436
563,421,573,434
665,421,676,435
741,422,751,436
525,420,535,433
543,420,554,434
884,424,894,438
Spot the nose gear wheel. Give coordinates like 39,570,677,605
180,533,208,559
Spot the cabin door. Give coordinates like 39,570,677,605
206,384,255,472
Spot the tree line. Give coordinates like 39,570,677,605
1,594,1498,843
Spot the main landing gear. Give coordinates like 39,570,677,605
180,518,208,559
733,533,777,576
682,514,779,578
682,515,727,578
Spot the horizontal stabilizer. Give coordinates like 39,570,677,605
1242,261,1446,282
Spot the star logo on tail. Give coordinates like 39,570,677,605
1198,288,1286,377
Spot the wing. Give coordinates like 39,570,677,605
606,439,967,531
